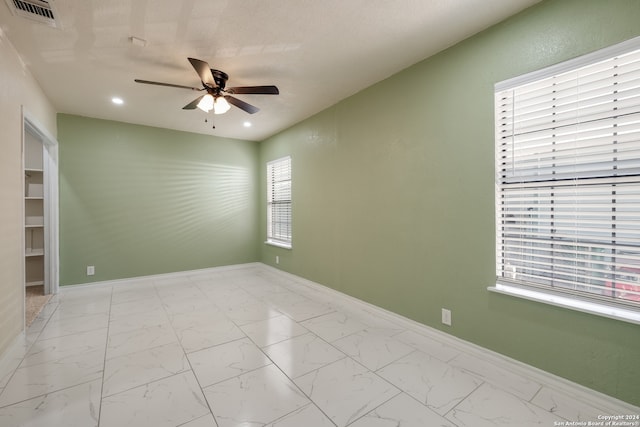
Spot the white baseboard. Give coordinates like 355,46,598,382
58,262,263,291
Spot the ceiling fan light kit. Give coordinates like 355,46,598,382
197,94,214,112
213,96,231,114
135,57,279,123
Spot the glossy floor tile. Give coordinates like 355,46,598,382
332,329,415,371
100,371,209,427
445,382,563,427
294,356,401,427
102,341,189,397
262,332,344,379
21,328,108,368
0,349,104,407
0,265,634,426
377,350,483,415
0,379,101,427
106,323,179,360
300,311,368,342
240,314,308,347
349,393,456,427
188,337,270,387
265,403,335,427
203,364,310,427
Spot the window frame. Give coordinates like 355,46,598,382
266,156,292,249
490,36,640,325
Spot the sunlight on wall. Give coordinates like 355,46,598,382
58,114,259,285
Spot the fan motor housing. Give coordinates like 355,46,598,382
211,69,228,89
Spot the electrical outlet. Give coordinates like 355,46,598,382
441,308,452,326
87,265,95,276
276,256,280,265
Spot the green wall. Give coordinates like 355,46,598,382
58,114,259,285
259,0,640,405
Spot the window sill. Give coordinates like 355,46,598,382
265,240,292,250
488,283,640,326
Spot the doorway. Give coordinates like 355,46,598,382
22,110,59,327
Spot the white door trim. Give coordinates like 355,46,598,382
22,108,59,296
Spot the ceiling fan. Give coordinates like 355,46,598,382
134,57,279,115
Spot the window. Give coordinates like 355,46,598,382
266,156,292,248
494,37,640,317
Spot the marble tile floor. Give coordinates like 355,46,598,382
0,265,636,427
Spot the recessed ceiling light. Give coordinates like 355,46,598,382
243,121,252,128
112,97,124,105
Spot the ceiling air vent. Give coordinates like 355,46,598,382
4,0,60,28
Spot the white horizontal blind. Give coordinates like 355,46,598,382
267,156,292,246
495,41,640,307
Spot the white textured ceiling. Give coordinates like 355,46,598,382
0,0,540,141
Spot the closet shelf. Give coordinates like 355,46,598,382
26,280,44,287
25,135,46,289
25,249,44,257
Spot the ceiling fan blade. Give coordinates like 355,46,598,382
134,79,202,91
183,95,205,110
225,95,259,114
227,85,279,95
188,57,216,88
